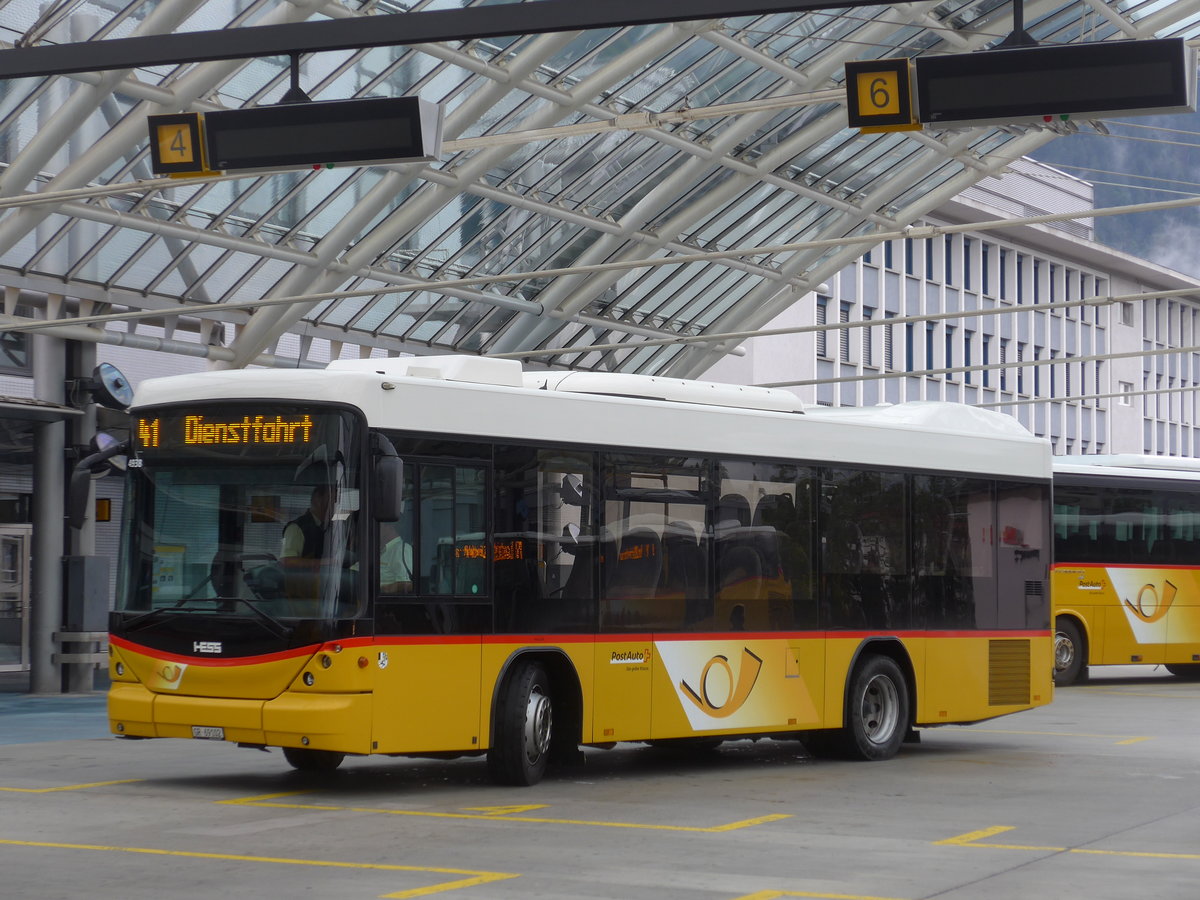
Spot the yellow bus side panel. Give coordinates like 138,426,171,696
592,640,654,742
371,639,482,754
1052,566,1200,666
919,636,1051,724
650,636,825,738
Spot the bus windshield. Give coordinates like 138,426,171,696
115,404,364,631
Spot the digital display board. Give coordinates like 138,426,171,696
915,38,1195,127
203,96,443,171
133,405,346,459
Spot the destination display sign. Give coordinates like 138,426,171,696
133,406,343,458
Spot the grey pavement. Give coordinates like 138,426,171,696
0,669,110,745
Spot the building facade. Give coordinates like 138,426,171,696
704,159,1200,458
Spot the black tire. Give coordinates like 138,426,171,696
1054,616,1087,686
1165,663,1200,679
836,654,910,761
282,746,345,772
488,661,553,786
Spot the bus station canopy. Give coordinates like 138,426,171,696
1,0,1199,378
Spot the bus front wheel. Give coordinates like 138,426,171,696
1054,617,1086,686
488,661,553,786
282,746,345,772
840,655,909,761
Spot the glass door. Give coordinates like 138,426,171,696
0,525,31,672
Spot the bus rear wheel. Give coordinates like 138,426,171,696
488,661,553,786
282,747,345,772
1054,617,1086,686
839,655,909,761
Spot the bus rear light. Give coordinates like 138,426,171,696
115,662,124,676
358,656,369,668
320,655,332,669
303,672,315,686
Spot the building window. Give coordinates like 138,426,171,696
981,334,990,388
863,307,875,366
945,325,955,379
999,338,1008,391
0,332,30,376
816,296,829,358
884,313,894,370
840,302,852,362
964,329,973,384
1119,381,1134,405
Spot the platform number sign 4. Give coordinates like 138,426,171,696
147,113,210,176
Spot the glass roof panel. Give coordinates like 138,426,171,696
2,1,1199,373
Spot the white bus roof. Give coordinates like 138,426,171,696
1054,454,1200,483
132,356,1050,481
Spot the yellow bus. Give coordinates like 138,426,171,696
98,356,1053,784
1053,455,1200,685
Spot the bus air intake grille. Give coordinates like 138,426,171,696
988,639,1031,706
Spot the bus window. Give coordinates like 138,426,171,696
375,459,491,635
996,481,1049,629
493,446,596,633
720,461,816,630
820,467,909,629
601,452,708,631
912,476,995,629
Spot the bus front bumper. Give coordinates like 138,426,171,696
108,683,373,753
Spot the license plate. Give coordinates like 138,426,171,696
191,725,224,740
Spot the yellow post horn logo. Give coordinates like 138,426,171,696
680,647,763,718
1124,580,1177,624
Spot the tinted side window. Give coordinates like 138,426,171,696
718,460,816,630
996,481,1049,629
601,452,708,631
820,467,909,629
913,476,995,628
493,445,596,633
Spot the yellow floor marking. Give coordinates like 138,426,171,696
1115,736,1152,745
0,838,519,899
220,791,790,832
735,891,909,900
938,826,1200,860
0,779,143,793
461,804,548,816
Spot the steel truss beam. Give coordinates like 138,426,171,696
0,0,887,79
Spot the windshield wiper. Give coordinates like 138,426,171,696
121,593,288,639
121,600,211,631
218,596,289,639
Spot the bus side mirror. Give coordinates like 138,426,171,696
68,438,130,530
373,455,404,522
